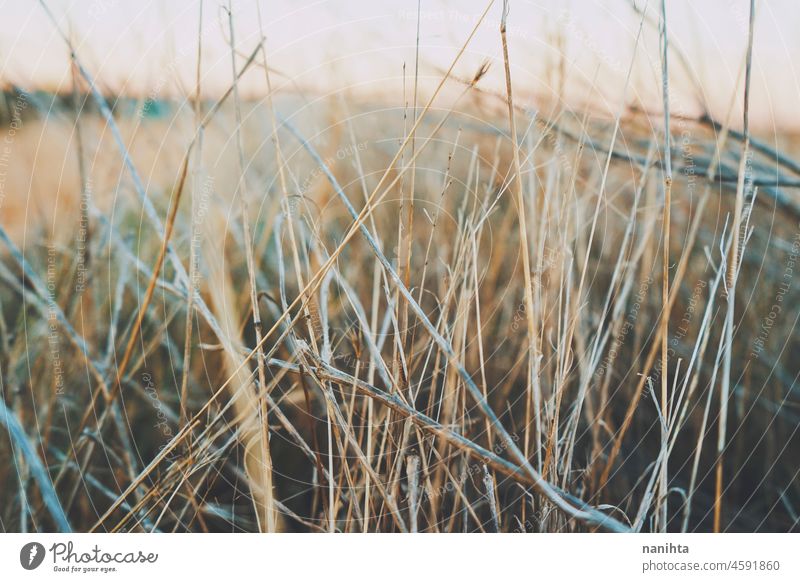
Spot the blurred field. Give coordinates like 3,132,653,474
1,83,798,533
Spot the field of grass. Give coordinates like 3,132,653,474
0,1,798,534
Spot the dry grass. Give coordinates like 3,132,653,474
1,3,799,533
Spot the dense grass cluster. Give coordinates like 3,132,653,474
1,87,798,532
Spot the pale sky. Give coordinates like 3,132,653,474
0,0,798,132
